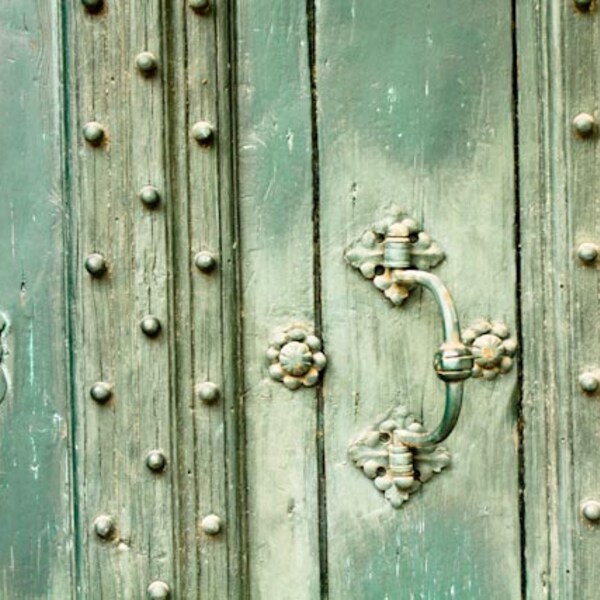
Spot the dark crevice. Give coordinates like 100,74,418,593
511,3,527,599
306,2,328,598
59,1,83,597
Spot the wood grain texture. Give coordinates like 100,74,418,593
0,2,74,597
236,1,322,598
164,1,243,597
518,1,600,597
316,2,521,597
66,2,175,595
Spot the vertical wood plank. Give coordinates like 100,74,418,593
66,2,175,595
164,1,243,597
518,1,600,597
236,1,322,598
316,2,521,597
0,2,73,597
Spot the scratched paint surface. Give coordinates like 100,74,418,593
0,2,73,597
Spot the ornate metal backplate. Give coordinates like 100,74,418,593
349,405,451,508
344,208,445,305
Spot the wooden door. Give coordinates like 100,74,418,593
1,1,600,598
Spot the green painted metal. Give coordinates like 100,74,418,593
4,0,600,597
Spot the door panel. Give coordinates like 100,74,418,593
237,2,321,598
316,2,520,597
5,1,600,598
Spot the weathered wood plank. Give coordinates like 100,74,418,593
164,1,243,597
0,2,73,597
236,1,322,597
316,2,520,597
66,2,175,595
518,1,600,597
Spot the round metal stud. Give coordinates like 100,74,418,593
200,514,222,535
191,121,214,145
90,382,113,404
573,112,596,138
194,251,217,273
147,580,171,599
83,121,105,146
81,0,104,13
189,0,211,13
141,315,162,338
135,52,158,76
139,185,161,209
577,242,599,264
574,0,593,12
196,381,220,404
145,450,167,473
579,371,599,393
582,500,600,522
84,253,107,277
93,514,116,540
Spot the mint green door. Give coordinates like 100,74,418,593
1,1,599,598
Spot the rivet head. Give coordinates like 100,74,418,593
191,121,214,145
141,315,162,337
84,253,107,277
83,121,105,146
579,371,599,393
194,251,217,273
81,0,104,13
146,450,167,473
582,500,600,522
139,185,161,209
575,0,593,12
147,580,171,599
196,381,220,404
189,0,211,13
90,382,113,404
200,514,222,535
93,514,116,540
573,112,596,138
577,242,598,264
135,52,158,76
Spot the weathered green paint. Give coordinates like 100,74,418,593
0,1,73,597
236,1,321,598
5,1,600,598
317,1,520,597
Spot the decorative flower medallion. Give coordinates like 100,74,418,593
349,405,451,509
266,324,327,390
344,208,445,306
462,319,518,380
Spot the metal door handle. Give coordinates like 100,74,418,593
389,268,472,447
346,210,516,507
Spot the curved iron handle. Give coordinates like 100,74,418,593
383,236,473,448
